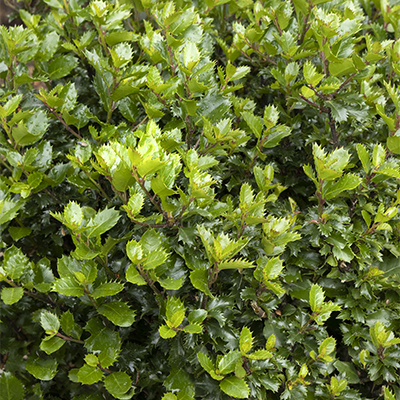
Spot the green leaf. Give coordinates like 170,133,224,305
182,41,200,71
40,336,65,355
40,311,60,333
11,109,49,146
356,143,371,173
142,249,168,270
323,174,362,200
3,245,30,281
124,193,144,217
60,310,77,337
384,388,396,400
263,257,284,280
86,207,120,239
197,352,224,380
190,269,213,296
242,111,263,138
247,349,273,360
240,326,253,355
104,372,132,398
110,42,132,69
219,376,250,398
159,324,177,339
0,199,25,225
77,364,104,385
1,287,24,305
125,265,146,285
372,143,386,168
263,125,291,148
218,259,254,270
319,337,336,357
309,284,324,312
333,360,360,384
98,302,136,327
26,357,58,381
53,277,84,297
387,136,400,154
0,372,25,400
91,281,124,299
48,54,78,79
182,323,203,334
218,351,241,374
64,201,83,227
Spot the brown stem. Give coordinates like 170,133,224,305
43,102,82,139
56,332,85,344
327,109,339,148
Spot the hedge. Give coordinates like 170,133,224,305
1,0,400,399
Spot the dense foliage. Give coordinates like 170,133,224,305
1,0,400,398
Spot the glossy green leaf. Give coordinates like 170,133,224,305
40,311,60,333
218,351,241,374
40,336,65,355
104,372,133,398
219,376,250,398
53,277,84,296
2,245,30,281
0,372,25,400
91,281,124,299
189,269,213,296
77,364,104,385
98,302,136,327
25,357,58,381
239,326,253,355
1,287,24,305
309,284,324,312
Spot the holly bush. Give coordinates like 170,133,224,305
1,0,400,399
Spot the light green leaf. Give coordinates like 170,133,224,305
40,336,65,355
372,143,386,168
40,311,60,333
126,240,143,264
53,277,84,297
162,394,177,400
384,388,396,400
91,281,124,299
242,111,263,138
218,351,241,375
263,257,284,280
219,259,254,270
98,302,136,327
319,337,336,357
387,136,400,154
125,265,146,285
64,201,83,227
86,207,120,239
26,357,58,381
182,323,203,334
182,41,200,71
219,376,250,398
3,245,30,281
0,372,25,400
323,174,362,200
263,125,291,148
1,287,24,305
356,143,371,173
159,324,177,339
309,284,324,312
246,349,273,360
190,269,213,296
77,364,104,385
240,326,253,355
